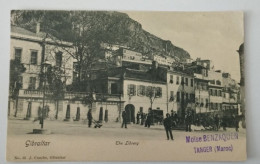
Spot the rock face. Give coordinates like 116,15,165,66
12,11,190,61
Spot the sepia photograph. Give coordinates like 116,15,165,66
6,10,246,162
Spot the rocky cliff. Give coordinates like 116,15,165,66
12,10,190,61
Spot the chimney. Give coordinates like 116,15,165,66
36,23,40,34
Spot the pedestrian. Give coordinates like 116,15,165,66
146,113,152,128
214,114,220,131
185,111,192,132
163,113,174,140
144,113,148,127
121,110,127,128
233,114,239,132
140,112,144,125
222,116,227,131
136,111,140,124
87,109,92,128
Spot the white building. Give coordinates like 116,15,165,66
167,68,195,117
9,25,75,119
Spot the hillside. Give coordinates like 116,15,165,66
11,11,190,61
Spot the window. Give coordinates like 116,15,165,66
30,50,38,65
205,99,209,108
210,103,213,110
128,84,136,96
191,79,194,87
55,51,63,67
177,92,180,102
14,48,22,63
17,76,23,89
155,87,162,97
176,76,179,85
215,90,218,96
138,85,146,96
210,89,213,95
169,91,174,101
185,78,188,86
210,80,215,85
186,93,189,100
28,77,36,90
216,80,221,85
218,90,222,97
73,62,79,72
169,75,173,84
111,83,118,94
190,93,194,102
181,77,184,85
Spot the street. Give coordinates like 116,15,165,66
7,119,246,140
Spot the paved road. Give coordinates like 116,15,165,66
7,119,246,140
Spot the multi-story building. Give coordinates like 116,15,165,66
91,62,167,123
166,67,195,118
222,73,240,115
153,54,175,66
9,25,75,118
185,64,209,114
208,70,223,115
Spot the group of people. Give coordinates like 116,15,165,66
121,110,153,129
195,113,240,132
136,111,153,127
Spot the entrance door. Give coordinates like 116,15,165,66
125,104,135,123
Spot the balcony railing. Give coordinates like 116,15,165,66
194,73,209,80
18,89,122,101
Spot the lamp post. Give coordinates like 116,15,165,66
40,59,51,129
33,59,51,134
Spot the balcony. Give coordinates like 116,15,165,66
18,89,122,101
194,73,209,81
23,64,41,74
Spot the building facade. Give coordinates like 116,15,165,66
167,69,195,117
9,25,75,119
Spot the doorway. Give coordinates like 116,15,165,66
125,104,135,123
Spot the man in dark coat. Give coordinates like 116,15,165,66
136,112,140,124
214,114,220,131
121,110,127,128
146,113,152,128
185,111,192,132
163,113,173,140
87,109,93,128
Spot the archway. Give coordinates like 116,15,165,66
125,104,135,123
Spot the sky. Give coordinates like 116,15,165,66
124,11,244,82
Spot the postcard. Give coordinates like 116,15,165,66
7,10,246,161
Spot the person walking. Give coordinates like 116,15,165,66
136,111,140,124
214,114,220,131
121,110,127,128
163,113,174,140
87,109,93,128
146,113,152,128
185,111,192,132
141,112,145,125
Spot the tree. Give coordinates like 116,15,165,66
146,86,157,109
40,65,67,119
9,59,26,117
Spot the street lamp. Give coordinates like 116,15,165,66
33,59,51,134
41,59,51,128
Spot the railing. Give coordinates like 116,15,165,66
18,89,122,100
194,73,209,80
